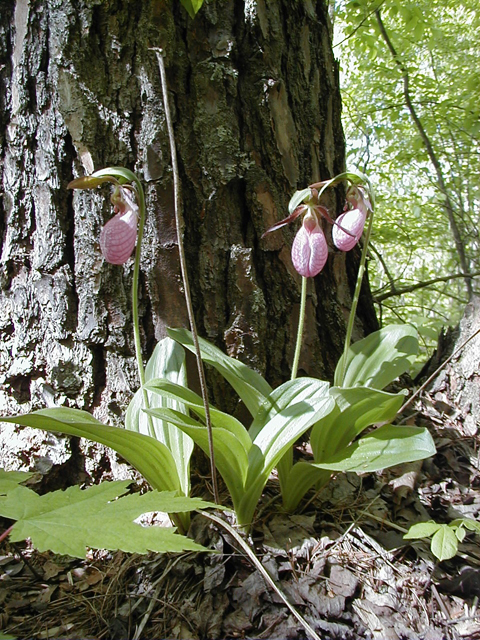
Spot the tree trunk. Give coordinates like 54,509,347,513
0,0,377,474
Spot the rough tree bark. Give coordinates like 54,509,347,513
0,0,377,476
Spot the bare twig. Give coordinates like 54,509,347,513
153,48,220,506
373,271,480,302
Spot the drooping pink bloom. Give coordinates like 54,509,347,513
291,212,328,277
100,186,139,264
332,207,366,252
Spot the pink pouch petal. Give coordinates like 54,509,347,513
332,208,366,252
291,224,328,277
100,209,138,264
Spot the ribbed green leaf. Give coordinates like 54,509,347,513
334,324,418,388
144,407,249,508
167,328,272,416
1,409,182,495
311,387,404,461
144,378,252,453
312,424,435,472
125,338,193,496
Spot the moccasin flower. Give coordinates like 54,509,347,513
332,185,371,252
291,211,328,277
100,186,139,264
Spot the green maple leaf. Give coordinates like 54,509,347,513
0,480,213,558
0,469,33,494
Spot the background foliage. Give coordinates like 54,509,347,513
335,0,480,353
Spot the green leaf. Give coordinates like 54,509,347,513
0,469,33,494
179,0,204,19
452,518,480,533
288,187,312,214
0,481,211,558
144,379,252,454
250,378,332,483
279,387,405,512
168,328,272,416
404,521,442,539
311,387,404,462
125,338,193,496
334,324,418,389
431,525,458,561
313,424,436,472
455,526,466,543
1,409,183,495
144,407,249,508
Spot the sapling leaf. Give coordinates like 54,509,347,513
404,521,443,539
0,469,33,494
451,518,480,533
0,481,212,558
431,525,458,561
455,526,466,543
125,337,193,497
168,328,272,416
334,324,418,389
312,424,435,472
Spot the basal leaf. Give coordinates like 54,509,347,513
144,407,249,507
334,324,418,389
125,337,193,496
167,328,272,416
0,481,212,558
313,424,435,472
249,378,333,479
311,387,404,461
145,379,252,454
1,409,182,495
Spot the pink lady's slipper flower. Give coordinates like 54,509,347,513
332,185,371,252
291,211,328,277
100,185,139,264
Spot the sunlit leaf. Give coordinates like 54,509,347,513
0,481,212,558
168,328,272,416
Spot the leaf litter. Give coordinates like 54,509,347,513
1,390,480,639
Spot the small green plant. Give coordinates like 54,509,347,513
404,518,480,561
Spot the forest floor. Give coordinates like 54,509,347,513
1,384,480,639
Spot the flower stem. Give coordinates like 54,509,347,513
338,208,375,386
130,178,157,441
154,48,220,506
291,276,308,380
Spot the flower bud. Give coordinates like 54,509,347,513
291,212,328,277
100,186,139,264
332,208,366,252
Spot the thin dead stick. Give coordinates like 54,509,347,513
400,326,480,414
201,511,322,640
153,48,219,506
